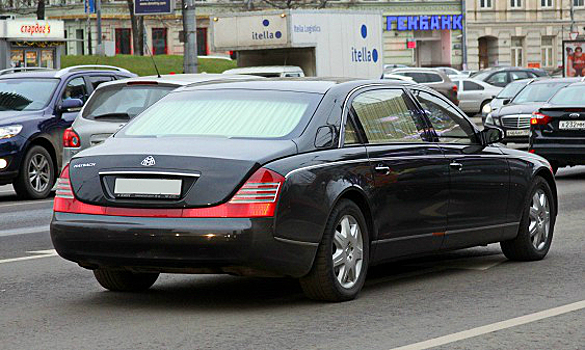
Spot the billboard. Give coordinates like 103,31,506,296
563,40,585,77
134,0,173,15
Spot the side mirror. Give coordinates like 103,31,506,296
314,125,336,148
481,127,504,145
58,98,83,113
503,99,511,105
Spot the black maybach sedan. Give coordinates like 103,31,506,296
51,79,557,302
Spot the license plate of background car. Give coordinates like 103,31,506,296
559,121,585,130
506,129,529,136
114,178,182,199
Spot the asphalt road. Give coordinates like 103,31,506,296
1,166,585,349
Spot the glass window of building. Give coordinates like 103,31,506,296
511,38,524,67
541,37,554,67
575,0,584,7
480,0,492,8
541,0,553,7
510,0,522,7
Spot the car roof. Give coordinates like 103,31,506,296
0,67,134,79
96,73,259,89
529,77,580,84
390,67,444,74
175,77,419,94
223,66,303,74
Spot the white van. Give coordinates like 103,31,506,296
222,66,305,78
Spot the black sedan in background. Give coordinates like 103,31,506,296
484,78,578,143
530,82,585,174
51,79,557,302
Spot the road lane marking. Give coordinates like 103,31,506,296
0,199,53,209
0,249,57,264
0,225,49,237
390,299,585,350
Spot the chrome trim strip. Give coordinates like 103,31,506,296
99,171,201,178
373,233,436,245
274,236,319,247
445,222,519,235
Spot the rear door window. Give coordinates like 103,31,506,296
425,73,443,83
62,77,89,103
351,89,425,144
463,81,484,91
510,71,531,81
400,72,428,83
486,72,507,86
82,85,175,120
88,75,115,90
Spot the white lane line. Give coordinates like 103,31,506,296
0,225,49,237
0,199,53,209
0,249,58,264
390,299,585,350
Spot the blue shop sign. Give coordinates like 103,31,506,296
385,15,463,31
134,0,173,15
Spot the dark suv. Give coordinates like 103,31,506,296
0,65,135,199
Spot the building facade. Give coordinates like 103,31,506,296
466,0,585,72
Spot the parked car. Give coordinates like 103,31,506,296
0,65,135,199
530,82,585,173
380,74,414,82
484,78,578,143
435,67,469,79
471,67,543,87
481,78,533,119
62,74,259,166
222,66,304,78
385,68,458,104
51,78,556,302
452,78,502,115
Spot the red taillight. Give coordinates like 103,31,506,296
531,112,552,125
63,128,80,148
53,167,285,218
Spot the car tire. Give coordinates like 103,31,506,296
501,177,555,261
299,199,369,302
93,269,159,292
13,145,55,199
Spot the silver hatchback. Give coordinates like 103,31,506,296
62,74,256,166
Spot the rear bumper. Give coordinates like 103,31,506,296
50,212,317,278
530,143,585,165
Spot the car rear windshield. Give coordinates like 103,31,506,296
82,84,175,120
548,85,585,105
512,82,568,104
0,78,59,111
120,89,321,139
496,81,526,99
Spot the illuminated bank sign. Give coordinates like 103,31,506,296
352,24,379,63
385,15,463,31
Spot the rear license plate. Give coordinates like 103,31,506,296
559,120,585,130
114,178,182,199
506,129,529,137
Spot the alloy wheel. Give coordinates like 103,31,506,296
332,215,364,289
529,189,551,251
28,153,51,194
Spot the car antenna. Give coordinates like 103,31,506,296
146,45,161,78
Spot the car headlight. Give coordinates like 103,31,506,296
482,103,492,114
485,113,494,125
0,125,23,140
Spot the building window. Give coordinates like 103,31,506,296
480,0,492,8
115,28,132,55
575,0,584,6
510,0,522,7
152,28,168,55
541,0,553,6
511,37,524,67
541,37,554,67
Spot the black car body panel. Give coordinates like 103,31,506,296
51,79,557,278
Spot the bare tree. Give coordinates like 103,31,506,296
126,0,144,55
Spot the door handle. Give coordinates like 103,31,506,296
450,162,463,171
374,164,391,174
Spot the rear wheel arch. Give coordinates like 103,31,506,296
330,187,376,243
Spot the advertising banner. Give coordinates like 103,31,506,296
134,0,173,15
563,40,585,77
